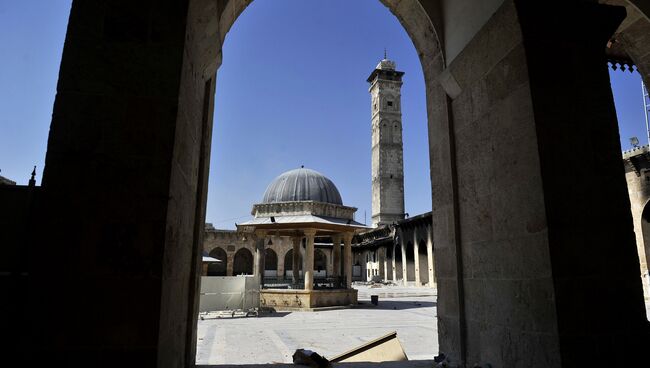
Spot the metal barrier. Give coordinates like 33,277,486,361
199,275,260,315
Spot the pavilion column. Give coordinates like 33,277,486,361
291,236,301,285
277,240,285,281
331,234,341,277
253,231,266,287
343,233,353,289
382,246,389,281
426,230,435,287
401,239,407,286
303,229,317,291
413,230,421,287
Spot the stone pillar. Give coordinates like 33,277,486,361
426,231,435,287
303,229,317,291
291,236,301,285
378,246,386,282
277,241,285,281
431,2,649,365
253,231,266,286
331,234,341,277
383,246,389,281
343,232,353,289
226,253,234,276
413,230,421,287
401,239,407,286
391,243,397,282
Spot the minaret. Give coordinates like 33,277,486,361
367,56,405,227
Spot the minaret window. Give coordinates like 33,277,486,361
387,101,393,106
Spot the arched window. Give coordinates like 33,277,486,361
233,248,253,275
265,248,278,271
207,247,227,276
284,249,302,272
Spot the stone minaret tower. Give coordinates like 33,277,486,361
367,56,405,227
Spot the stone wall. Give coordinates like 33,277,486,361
623,147,650,303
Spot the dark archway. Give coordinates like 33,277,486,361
314,248,327,278
405,241,415,283
207,247,227,276
394,243,403,281
284,249,302,277
418,239,428,285
264,248,278,277
233,248,253,275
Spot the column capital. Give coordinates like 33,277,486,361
303,228,318,238
342,232,354,243
254,229,267,238
331,233,342,243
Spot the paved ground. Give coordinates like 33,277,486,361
196,285,438,365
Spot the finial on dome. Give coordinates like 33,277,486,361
301,165,304,168
384,48,387,60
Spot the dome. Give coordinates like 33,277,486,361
262,168,343,205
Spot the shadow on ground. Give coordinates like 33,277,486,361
356,300,436,310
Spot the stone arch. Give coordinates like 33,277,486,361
207,247,227,276
233,248,253,275
392,121,401,143
33,0,650,366
380,119,391,143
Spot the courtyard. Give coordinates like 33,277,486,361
196,285,438,365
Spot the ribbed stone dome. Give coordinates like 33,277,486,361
262,168,343,205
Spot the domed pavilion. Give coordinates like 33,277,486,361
236,167,367,310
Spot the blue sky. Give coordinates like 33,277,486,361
0,0,646,229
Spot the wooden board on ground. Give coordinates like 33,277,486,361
329,331,407,363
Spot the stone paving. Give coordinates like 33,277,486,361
196,285,438,365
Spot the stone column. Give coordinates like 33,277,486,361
401,238,407,286
426,230,435,287
343,232,354,289
226,253,234,276
331,234,341,277
303,229,317,291
391,243,397,282
383,246,389,281
277,241,285,281
291,236,301,285
253,231,266,287
413,229,421,287
378,246,386,282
